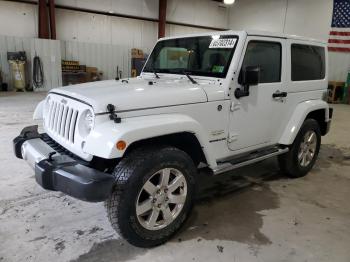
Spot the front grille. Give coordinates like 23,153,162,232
46,98,79,143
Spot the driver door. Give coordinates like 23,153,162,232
228,36,287,152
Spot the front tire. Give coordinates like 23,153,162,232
105,146,196,247
278,119,321,178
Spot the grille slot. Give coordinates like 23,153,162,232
69,110,78,143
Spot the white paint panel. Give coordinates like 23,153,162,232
284,0,333,41
167,0,229,29
228,0,333,40
228,0,286,32
55,9,157,52
0,1,37,38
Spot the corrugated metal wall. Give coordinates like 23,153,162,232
61,41,138,81
31,38,62,91
0,35,62,91
0,35,151,91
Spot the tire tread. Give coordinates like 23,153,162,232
105,146,195,247
278,118,321,178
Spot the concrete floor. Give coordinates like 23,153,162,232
1,92,350,262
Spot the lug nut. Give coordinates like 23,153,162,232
157,204,162,208
152,199,156,203
164,188,168,193
165,197,169,202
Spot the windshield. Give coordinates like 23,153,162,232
143,35,238,78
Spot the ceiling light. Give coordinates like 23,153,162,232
223,0,235,4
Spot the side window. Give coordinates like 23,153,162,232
291,44,325,81
240,41,282,83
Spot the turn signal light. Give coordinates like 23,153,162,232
116,140,127,150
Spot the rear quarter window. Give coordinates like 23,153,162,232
291,44,325,81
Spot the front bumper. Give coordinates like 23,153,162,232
13,126,114,202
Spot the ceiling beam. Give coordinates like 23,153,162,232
158,0,167,38
38,0,49,39
3,0,228,32
48,0,56,39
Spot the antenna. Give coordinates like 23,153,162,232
282,0,289,33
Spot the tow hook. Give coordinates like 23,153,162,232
107,104,121,123
48,152,57,161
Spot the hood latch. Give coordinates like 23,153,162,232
107,104,121,123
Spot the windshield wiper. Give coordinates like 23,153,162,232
153,70,160,79
182,70,197,84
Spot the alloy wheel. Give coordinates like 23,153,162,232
298,130,317,167
136,168,188,230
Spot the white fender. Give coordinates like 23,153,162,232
279,100,330,145
33,100,45,120
84,113,217,168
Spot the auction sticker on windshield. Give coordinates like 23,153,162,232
209,38,237,48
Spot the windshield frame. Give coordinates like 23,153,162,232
142,35,239,79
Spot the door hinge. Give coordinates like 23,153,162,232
230,101,240,112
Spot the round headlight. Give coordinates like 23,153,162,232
79,109,94,137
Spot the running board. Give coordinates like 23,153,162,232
213,147,289,175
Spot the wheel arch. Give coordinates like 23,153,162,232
279,100,330,145
124,132,208,167
305,109,329,136
84,113,217,168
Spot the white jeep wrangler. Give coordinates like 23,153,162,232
14,30,332,247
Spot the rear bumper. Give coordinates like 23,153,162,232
13,125,114,202
325,120,332,135
325,107,333,135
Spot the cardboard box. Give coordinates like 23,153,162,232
86,67,98,74
86,67,101,82
131,48,144,59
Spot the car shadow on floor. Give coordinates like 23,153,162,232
174,157,286,245
72,158,288,262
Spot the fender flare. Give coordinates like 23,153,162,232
279,100,330,145
84,113,217,168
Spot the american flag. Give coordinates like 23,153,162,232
328,0,350,52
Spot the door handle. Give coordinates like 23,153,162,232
272,91,287,98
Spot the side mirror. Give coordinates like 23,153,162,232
235,66,260,99
242,66,260,86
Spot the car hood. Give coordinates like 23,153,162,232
49,78,208,114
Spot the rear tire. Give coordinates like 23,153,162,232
105,146,196,247
278,119,321,178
